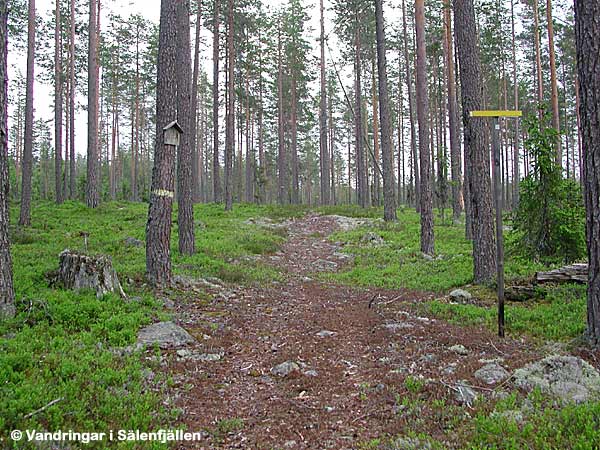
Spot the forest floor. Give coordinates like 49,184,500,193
163,213,599,449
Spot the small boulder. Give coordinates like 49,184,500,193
449,344,469,356
449,289,472,302
316,330,335,338
136,321,196,349
513,355,600,404
474,363,510,384
384,323,414,332
123,237,143,248
271,361,300,377
455,381,478,406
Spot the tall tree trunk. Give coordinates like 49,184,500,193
532,0,544,112
511,0,520,208
444,0,462,223
374,0,396,222
55,0,63,204
277,22,287,205
575,0,600,344
190,2,201,202
224,0,234,211
0,1,15,316
19,0,35,226
402,0,419,211
86,0,100,208
319,0,330,205
69,0,76,198
454,0,497,283
355,18,367,208
371,61,380,206
415,0,434,255
212,0,221,203
291,71,299,204
546,0,561,164
258,36,265,203
177,0,195,255
131,24,140,201
244,48,254,203
146,0,178,286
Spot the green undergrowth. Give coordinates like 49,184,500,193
1,200,294,447
324,206,545,292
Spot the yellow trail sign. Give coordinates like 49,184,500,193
470,110,522,117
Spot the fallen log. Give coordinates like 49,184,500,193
58,249,126,298
535,263,588,284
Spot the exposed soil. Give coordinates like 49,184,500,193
163,214,552,449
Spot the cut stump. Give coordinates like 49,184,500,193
58,250,126,298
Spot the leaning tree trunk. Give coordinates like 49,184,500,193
374,0,397,222
146,0,178,286
454,0,496,283
0,2,15,317
176,0,195,255
575,0,600,343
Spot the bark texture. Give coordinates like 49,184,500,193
415,0,434,255
319,0,330,205
0,2,15,317
374,0,396,222
212,0,221,203
86,0,100,208
146,0,178,286
575,0,600,343
176,0,195,255
19,0,35,226
58,250,126,298
454,0,497,283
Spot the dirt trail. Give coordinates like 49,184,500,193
168,214,538,449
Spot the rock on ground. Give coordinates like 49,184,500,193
474,363,510,384
449,289,472,302
271,361,300,377
136,321,196,350
455,381,478,406
360,232,385,246
449,344,469,356
513,355,600,403
323,215,374,231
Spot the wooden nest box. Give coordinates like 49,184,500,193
163,121,183,146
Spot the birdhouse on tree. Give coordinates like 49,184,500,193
163,121,183,146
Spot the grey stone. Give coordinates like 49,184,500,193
325,406,335,413
360,232,385,246
449,344,469,356
195,353,222,362
474,363,510,384
387,437,433,450
421,252,434,261
136,321,196,350
324,215,373,232
271,361,300,377
384,323,414,332
123,237,143,247
316,330,335,338
304,370,318,377
449,289,472,302
160,297,175,309
491,409,524,424
513,355,600,404
442,363,458,375
284,440,297,448
455,381,478,406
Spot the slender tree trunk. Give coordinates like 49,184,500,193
176,0,195,255
0,1,15,316
575,0,600,343
532,0,544,112
291,71,299,204
374,0,396,221
443,0,462,223
224,0,234,211
546,0,561,164
402,0,419,211
69,0,75,198
19,0,35,226
319,0,330,205
244,49,254,203
258,38,265,203
277,22,287,205
146,0,178,286
86,0,100,208
454,0,497,283
511,0,520,208
371,61,380,206
55,0,63,204
212,0,221,203
131,25,140,201
355,19,367,208
415,0,434,255
190,2,201,202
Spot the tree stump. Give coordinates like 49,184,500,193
58,250,126,298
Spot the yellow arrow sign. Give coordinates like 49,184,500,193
470,110,522,117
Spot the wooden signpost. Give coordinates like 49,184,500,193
470,109,522,337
